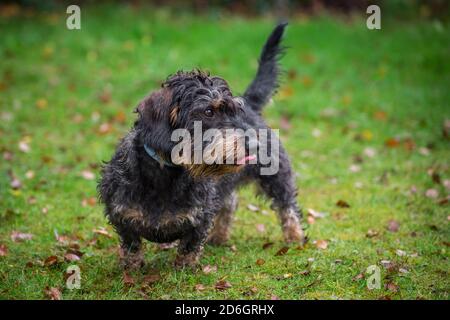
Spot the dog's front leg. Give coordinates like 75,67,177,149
174,216,213,268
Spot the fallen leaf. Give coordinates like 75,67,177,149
352,273,364,281
385,137,400,148
275,246,289,256
299,270,310,276
315,240,328,250
307,208,326,219
36,98,48,109
215,280,232,291
243,287,258,296
98,122,113,135
366,229,379,238
11,231,33,242
246,204,259,212
396,249,407,257
18,140,30,153
44,255,59,267
279,115,291,130
364,147,377,158
194,284,206,291
44,287,61,300
25,170,35,179
256,224,265,233
336,200,350,208
262,242,274,250
425,188,439,199
385,282,399,293
387,219,400,232
256,258,265,266
0,244,8,256
93,227,111,238
64,253,80,262
143,274,161,285
202,265,217,274
81,170,95,180
270,294,280,300
10,176,22,190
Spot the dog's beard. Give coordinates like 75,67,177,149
179,132,254,178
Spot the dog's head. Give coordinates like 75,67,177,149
135,70,259,177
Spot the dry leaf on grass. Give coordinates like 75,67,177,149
336,200,350,208
387,219,400,232
44,287,61,300
11,231,33,242
0,244,8,256
215,280,232,291
202,265,217,274
315,240,328,250
275,247,289,256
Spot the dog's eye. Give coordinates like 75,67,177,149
204,108,214,117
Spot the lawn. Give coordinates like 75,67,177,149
0,4,449,300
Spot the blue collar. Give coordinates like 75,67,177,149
143,144,177,167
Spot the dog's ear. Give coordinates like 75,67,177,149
135,88,178,156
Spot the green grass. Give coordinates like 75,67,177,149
0,4,449,300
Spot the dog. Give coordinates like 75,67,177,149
99,23,305,269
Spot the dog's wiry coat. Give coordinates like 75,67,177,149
99,23,305,268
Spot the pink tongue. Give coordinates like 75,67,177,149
237,154,257,165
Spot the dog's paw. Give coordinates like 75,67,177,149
119,248,145,271
173,252,200,269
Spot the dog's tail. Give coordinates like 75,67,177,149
243,22,287,113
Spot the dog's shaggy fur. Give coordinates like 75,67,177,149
99,23,305,269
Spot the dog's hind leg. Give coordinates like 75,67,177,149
256,149,306,245
207,192,238,245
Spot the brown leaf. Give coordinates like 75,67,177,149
256,258,265,266
143,274,161,285
262,242,274,250
194,284,206,291
279,115,292,130
93,227,112,238
44,255,59,267
123,272,135,287
299,270,310,276
385,137,400,148
352,273,364,281
256,224,265,233
315,240,328,250
11,231,33,242
270,294,280,300
64,253,80,262
275,246,289,256
336,200,350,208
98,122,113,135
387,219,400,232
385,282,399,293
0,244,8,256
44,286,62,300
202,265,217,274
215,280,232,291
425,188,439,199
366,229,379,238
81,170,95,180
